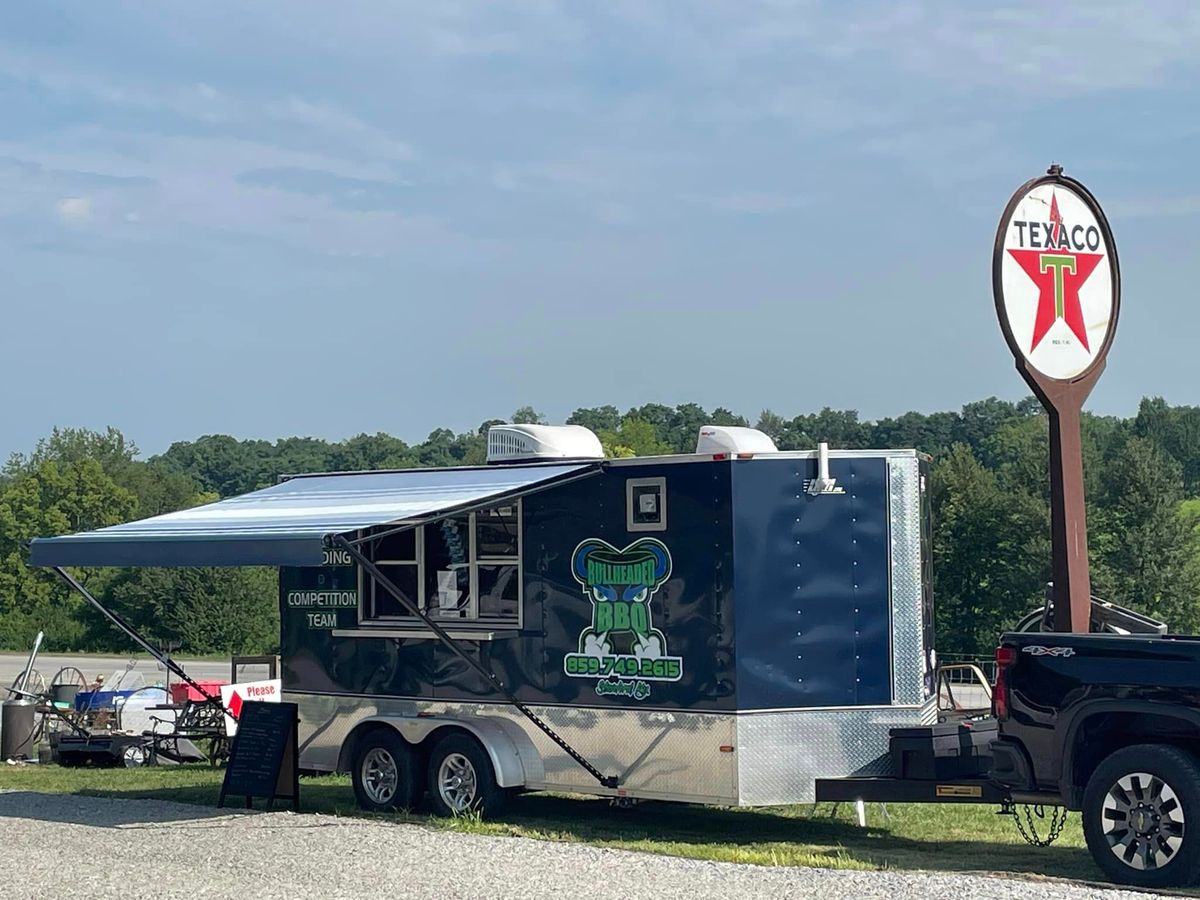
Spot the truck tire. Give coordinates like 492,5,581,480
1083,744,1200,888
351,727,417,812
426,733,507,818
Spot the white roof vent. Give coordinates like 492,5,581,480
487,424,605,464
695,425,778,456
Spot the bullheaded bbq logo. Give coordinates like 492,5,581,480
564,537,681,700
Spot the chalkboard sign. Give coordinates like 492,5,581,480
218,701,299,811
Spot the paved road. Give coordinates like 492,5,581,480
0,653,243,691
0,792,1162,900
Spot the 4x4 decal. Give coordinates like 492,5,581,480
1021,645,1076,658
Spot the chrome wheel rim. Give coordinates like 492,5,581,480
361,747,398,805
438,752,478,813
1103,771,1185,870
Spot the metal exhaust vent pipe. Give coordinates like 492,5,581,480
807,442,844,496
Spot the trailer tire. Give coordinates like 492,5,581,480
351,728,417,812
1083,743,1200,888
426,733,506,819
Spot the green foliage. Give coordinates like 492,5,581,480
157,434,274,496
1135,397,1200,493
101,567,278,655
324,433,414,473
567,405,622,434
596,417,673,458
930,445,1050,656
0,457,138,649
778,407,870,450
1090,437,1200,632
511,406,547,425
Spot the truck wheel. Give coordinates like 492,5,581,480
1083,744,1200,888
351,728,417,812
426,733,506,818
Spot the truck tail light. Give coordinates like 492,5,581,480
993,645,1015,720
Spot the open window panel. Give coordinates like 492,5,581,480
356,499,522,629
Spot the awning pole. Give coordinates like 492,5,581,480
50,566,228,711
331,534,619,790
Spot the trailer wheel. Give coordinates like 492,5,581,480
426,733,506,818
351,728,417,812
1083,744,1200,888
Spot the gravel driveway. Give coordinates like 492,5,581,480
0,791,1163,900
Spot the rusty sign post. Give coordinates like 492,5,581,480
992,165,1120,633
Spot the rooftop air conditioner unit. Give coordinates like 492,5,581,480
694,426,778,455
487,424,605,464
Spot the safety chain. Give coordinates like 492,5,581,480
1006,802,1069,847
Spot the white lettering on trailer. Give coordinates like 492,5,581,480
287,590,357,608
321,548,354,567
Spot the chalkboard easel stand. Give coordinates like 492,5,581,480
218,701,300,813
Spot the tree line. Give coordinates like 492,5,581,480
2,396,1198,659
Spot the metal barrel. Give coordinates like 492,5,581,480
1,699,37,760
50,683,80,706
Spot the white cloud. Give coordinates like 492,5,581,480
2,1,1199,255
265,97,415,162
56,196,91,223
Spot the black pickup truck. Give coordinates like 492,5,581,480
993,631,1200,888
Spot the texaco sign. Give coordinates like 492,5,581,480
993,170,1120,382
991,166,1120,632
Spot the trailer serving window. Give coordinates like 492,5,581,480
357,500,522,628
361,528,420,619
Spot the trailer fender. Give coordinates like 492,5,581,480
347,715,544,789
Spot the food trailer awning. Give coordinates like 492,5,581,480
29,462,599,568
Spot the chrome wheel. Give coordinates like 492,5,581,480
1103,771,1185,871
361,747,399,805
123,744,147,768
437,752,478,813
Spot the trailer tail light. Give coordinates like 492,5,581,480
993,645,1016,720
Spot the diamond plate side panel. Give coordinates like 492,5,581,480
736,700,936,805
290,693,738,805
888,456,926,706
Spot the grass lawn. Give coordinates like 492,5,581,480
0,763,1112,885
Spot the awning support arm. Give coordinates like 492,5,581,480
330,534,619,790
50,566,228,711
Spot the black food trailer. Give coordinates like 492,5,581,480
30,424,946,814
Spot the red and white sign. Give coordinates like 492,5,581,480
220,678,282,736
995,180,1118,382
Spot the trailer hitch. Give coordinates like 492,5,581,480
1000,798,1069,847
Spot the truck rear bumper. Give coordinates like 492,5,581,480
989,737,1036,792
815,775,1008,804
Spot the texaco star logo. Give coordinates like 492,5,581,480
994,175,1117,382
1006,192,1104,353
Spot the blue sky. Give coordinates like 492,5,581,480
2,2,1199,459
